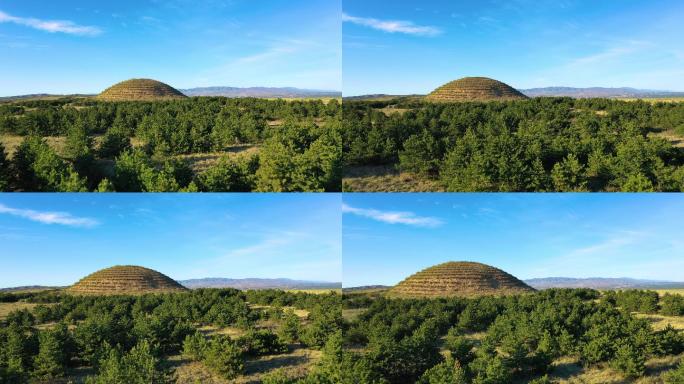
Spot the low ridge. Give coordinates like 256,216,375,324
66,265,187,295
97,78,186,101
387,261,535,298
426,77,528,102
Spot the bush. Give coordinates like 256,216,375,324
32,323,72,380
609,343,645,378
418,356,467,384
664,358,684,383
86,340,168,384
202,337,244,380
444,327,475,365
238,329,287,356
661,294,684,316
278,309,302,343
182,332,207,361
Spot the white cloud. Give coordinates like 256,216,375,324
231,39,318,65
342,13,441,36
0,204,99,227
342,203,443,227
0,10,101,36
567,40,651,67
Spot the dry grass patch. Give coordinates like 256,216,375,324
169,346,322,384
649,129,684,148
1,135,67,157
0,302,41,319
343,165,445,192
634,313,684,331
342,308,366,322
176,145,259,173
546,353,684,383
375,106,411,115
655,288,684,296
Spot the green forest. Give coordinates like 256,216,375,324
342,98,684,192
0,289,342,383
340,289,684,383
0,97,341,192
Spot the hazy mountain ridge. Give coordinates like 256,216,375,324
1,87,341,101
525,277,684,290
178,278,341,290
180,86,341,98
521,87,684,98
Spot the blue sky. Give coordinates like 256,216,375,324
0,0,341,96
343,194,684,287
343,0,684,96
0,194,341,288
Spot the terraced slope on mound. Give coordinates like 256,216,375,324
66,265,187,295
387,261,535,298
97,79,187,101
426,77,528,102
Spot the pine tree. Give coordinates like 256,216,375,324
32,324,69,380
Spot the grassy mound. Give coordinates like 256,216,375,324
387,261,535,298
66,265,187,295
426,77,528,102
97,78,186,101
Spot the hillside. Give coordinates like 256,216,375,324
426,77,528,102
66,265,187,295
388,261,535,298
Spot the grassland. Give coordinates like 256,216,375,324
343,165,445,192
0,302,41,319
170,303,321,383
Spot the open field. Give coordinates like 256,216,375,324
546,353,684,384
654,288,684,296
618,97,684,103
0,302,41,319
635,313,684,331
284,288,342,295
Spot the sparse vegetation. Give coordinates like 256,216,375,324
0,94,341,191
0,288,341,383
343,97,684,191
341,288,684,383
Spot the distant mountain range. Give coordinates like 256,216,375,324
0,87,341,101
345,87,684,100
520,87,684,98
178,278,341,290
180,87,341,98
0,286,62,293
525,277,684,290
342,285,391,293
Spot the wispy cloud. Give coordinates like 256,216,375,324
342,13,441,36
567,40,651,67
342,203,443,227
0,10,102,36
0,204,99,227
233,39,316,65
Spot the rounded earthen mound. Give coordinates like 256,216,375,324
387,261,535,298
97,78,187,101
66,265,187,295
426,77,528,102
